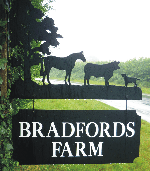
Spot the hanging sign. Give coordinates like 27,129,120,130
12,110,141,165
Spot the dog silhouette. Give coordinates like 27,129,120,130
121,74,140,87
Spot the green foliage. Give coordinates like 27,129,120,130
0,97,20,170
0,0,55,170
0,58,8,84
31,0,54,13
0,58,8,70
30,39,41,49
0,19,7,45
112,57,150,87
30,64,41,81
0,20,7,28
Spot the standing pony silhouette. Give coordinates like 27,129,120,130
40,51,86,85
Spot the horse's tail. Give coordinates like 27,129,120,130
40,57,45,76
84,63,87,73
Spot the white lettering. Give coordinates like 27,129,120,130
46,122,60,137
86,122,99,137
99,122,111,137
60,142,74,157
88,142,103,156
19,122,31,137
32,122,45,137
62,122,75,137
75,142,87,157
126,122,135,137
75,122,85,137
112,122,125,137
52,142,62,157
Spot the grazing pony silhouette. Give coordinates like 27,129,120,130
40,51,86,85
121,74,140,87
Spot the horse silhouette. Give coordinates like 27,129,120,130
121,74,140,87
84,61,120,86
40,51,86,85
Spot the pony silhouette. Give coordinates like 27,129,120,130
40,51,86,85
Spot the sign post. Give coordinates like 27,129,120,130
11,59,142,165
9,1,142,164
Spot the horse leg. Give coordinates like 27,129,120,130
47,73,49,84
65,70,70,85
84,76,86,85
68,73,71,85
42,70,47,85
85,75,90,85
42,72,45,85
46,68,51,84
87,78,89,85
84,72,89,85
105,79,109,86
84,75,88,85
65,75,67,85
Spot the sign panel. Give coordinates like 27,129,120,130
12,110,141,165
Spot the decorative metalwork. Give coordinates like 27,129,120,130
9,0,142,101
84,61,120,86
121,74,140,87
40,51,86,85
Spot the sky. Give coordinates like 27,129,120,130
46,0,150,62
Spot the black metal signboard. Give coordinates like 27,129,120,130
12,110,141,165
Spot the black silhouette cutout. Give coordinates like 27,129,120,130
41,51,86,85
9,1,142,100
9,0,62,83
121,74,140,87
84,61,120,86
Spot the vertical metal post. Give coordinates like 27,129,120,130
33,99,34,113
125,86,128,111
125,87,128,161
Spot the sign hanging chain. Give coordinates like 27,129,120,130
33,99,34,113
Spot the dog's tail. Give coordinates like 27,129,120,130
121,74,126,78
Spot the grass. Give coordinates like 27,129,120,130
15,99,150,170
141,87,150,95
21,99,117,110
